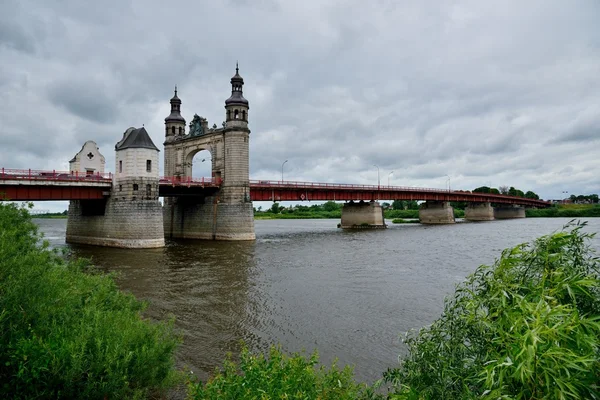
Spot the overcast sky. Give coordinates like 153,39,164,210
1,0,599,211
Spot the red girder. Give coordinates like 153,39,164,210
0,168,551,207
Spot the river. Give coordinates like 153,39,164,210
35,217,600,384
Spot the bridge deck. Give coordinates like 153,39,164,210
0,168,550,207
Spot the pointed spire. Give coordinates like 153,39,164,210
174,85,178,96
236,61,239,74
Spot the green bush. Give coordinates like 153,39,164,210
189,345,379,399
384,221,600,399
0,202,180,399
526,205,600,218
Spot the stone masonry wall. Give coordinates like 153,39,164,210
465,202,495,221
419,201,455,224
340,201,385,228
66,197,164,248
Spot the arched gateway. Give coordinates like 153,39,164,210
162,66,255,240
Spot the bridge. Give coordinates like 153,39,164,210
0,67,551,248
0,167,548,207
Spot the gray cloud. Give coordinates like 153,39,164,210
1,0,599,212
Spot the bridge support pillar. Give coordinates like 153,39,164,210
339,201,386,229
419,201,455,224
465,202,494,221
66,196,165,248
494,205,526,219
163,194,255,240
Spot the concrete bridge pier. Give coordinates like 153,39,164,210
494,205,526,219
419,201,455,224
465,202,494,221
339,201,386,229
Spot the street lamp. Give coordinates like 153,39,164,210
445,175,451,192
281,160,288,183
373,165,380,187
388,171,394,187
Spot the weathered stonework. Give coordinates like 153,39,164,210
339,201,386,228
419,201,455,224
494,205,526,219
162,67,255,241
465,202,495,221
66,128,165,248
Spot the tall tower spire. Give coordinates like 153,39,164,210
164,86,186,141
225,64,249,127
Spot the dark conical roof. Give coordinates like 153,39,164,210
115,127,159,151
225,63,249,106
165,86,186,123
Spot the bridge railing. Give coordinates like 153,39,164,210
0,168,113,182
249,179,446,192
159,176,222,187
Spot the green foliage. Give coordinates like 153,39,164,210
391,219,419,224
0,202,180,399
188,345,379,400
385,210,420,219
269,202,281,214
526,205,600,218
392,200,419,210
570,194,599,204
385,221,600,399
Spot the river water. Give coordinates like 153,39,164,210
35,217,600,384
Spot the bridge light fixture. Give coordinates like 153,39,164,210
388,171,394,187
281,160,288,183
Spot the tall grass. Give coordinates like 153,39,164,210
0,202,180,399
385,221,600,399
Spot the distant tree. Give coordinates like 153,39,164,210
525,191,539,200
392,200,405,210
473,186,491,194
269,203,281,214
508,187,518,197
499,186,509,195
381,202,391,208
406,200,419,210
490,188,500,195
322,201,341,212
590,194,599,203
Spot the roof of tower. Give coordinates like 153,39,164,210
225,63,249,106
115,127,159,151
170,85,181,103
165,86,186,123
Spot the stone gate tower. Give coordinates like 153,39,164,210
162,66,255,240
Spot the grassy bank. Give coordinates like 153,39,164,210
0,202,180,399
526,204,600,218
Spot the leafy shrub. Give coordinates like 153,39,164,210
189,345,379,399
0,202,180,399
385,221,600,399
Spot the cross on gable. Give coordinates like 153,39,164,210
87,152,94,159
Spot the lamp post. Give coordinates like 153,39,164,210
281,160,288,183
388,171,394,187
445,175,451,191
373,165,380,187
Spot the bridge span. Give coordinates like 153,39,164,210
1,168,549,208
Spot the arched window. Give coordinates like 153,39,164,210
133,184,138,191
242,110,246,121
179,127,182,135
234,109,239,119
227,110,231,120
171,126,175,134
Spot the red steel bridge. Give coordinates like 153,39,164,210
0,168,551,207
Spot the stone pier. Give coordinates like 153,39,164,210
339,201,386,229
465,202,494,221
163,195,255,240
494,205,526,219
419,201,455,224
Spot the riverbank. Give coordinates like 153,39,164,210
526,204,600,218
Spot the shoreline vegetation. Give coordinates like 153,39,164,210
3,201,600,398
253,202,600,222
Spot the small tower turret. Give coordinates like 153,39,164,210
225,63,249,129
165,86,186,142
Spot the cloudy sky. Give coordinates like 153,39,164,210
1,0,599,211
